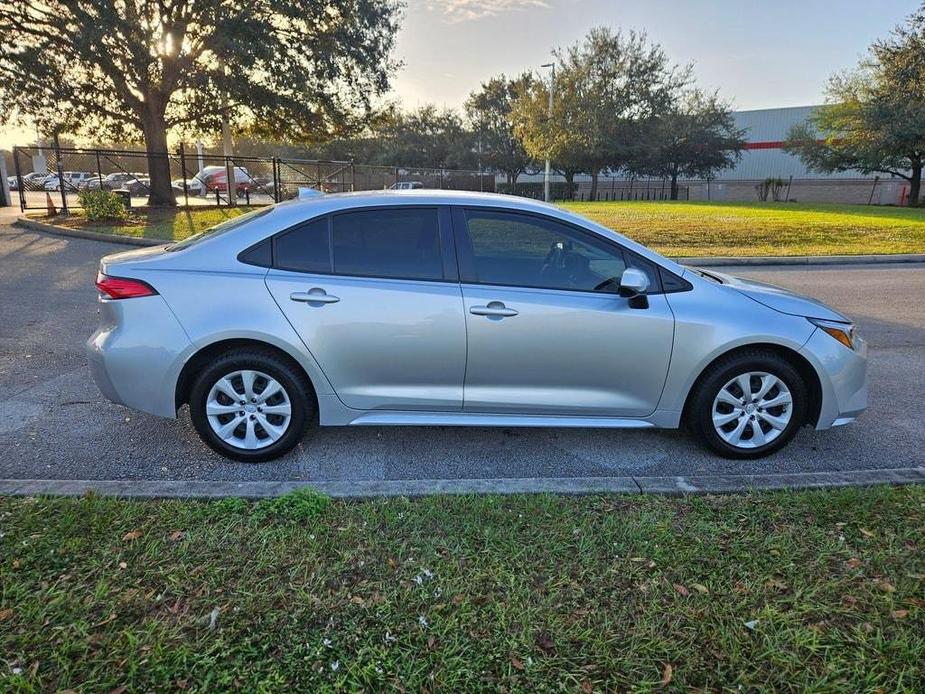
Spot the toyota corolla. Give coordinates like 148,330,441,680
86,191,867,462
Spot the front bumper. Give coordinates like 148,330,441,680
85,294,192,419
800,328,868,429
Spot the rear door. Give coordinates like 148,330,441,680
454,207,675,417
265,206,467,411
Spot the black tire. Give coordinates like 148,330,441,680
189,348,315,462
687,349,808,459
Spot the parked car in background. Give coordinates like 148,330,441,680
87,191,868,463
390,181,424,190
196,166,254,196
171,177,204,196
122,178,151,196
44,171,94,191
20,172,51,190
98,172,141,190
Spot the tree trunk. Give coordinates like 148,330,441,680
670,171,679,200
590,170,599,201
564,171,575,200
909,163,921,207
506,170,520,195
141,109,176,207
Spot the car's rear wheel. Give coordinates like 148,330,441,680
688,350,808,459
189,348,314,462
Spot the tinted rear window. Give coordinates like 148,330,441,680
274,218,331,273
332,208,443,280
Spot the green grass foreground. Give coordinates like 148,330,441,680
41,200,925,257
1,486,923,691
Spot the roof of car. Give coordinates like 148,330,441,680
279,188,562,215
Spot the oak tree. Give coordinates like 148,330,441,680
785,5,925,206
0,1,402,205
466,73,536,186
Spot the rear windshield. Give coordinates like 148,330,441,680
166,207,272,251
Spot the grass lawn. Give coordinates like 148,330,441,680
47,206,259,242
561,200,925,257
1,486,923,691
35,200,925,256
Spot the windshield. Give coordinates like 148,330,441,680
166,206,273,252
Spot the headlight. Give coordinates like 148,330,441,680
808,318,858,350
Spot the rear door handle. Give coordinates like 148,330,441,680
469,301,518,317
290,288,340,304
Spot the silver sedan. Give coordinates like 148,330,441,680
86,191,867,462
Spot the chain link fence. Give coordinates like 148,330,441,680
11,145,495,213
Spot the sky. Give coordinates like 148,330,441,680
1,0,920,150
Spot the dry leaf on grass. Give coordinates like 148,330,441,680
673,583,690,597
510,656,525,671
876,579,897,593
122,529,142,542
535,631,555,654
661,663,673,686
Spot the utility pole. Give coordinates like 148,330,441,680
195,140,206,196
541,62,555,203
220,59,235,207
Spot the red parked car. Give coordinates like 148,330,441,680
197,166,254,195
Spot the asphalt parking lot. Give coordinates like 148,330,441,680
0,220,923,484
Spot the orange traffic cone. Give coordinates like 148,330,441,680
46,192,57,216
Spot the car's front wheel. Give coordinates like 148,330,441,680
688,350,808,459
189,348,315,462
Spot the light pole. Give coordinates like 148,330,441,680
541,62,555,202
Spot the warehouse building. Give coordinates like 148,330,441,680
687,105,905,205
516,105,909,204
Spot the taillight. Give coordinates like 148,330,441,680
95,272,157,300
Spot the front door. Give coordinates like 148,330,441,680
455,208,674,417
266,206,466,411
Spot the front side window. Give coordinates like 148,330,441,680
464,210,627,292
332,208,443,280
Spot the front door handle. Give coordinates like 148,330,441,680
469,301,518,317
290,288,340,304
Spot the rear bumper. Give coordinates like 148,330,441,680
800,328,868,430
85,294,192,418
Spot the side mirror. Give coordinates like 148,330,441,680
618,268,650,309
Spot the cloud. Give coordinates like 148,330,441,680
424,0,551,24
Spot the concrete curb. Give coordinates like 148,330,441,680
12,215,925,266
677,253,925,267
1,467,922,500
14,216,163,247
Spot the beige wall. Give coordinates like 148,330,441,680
687,178,906,205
